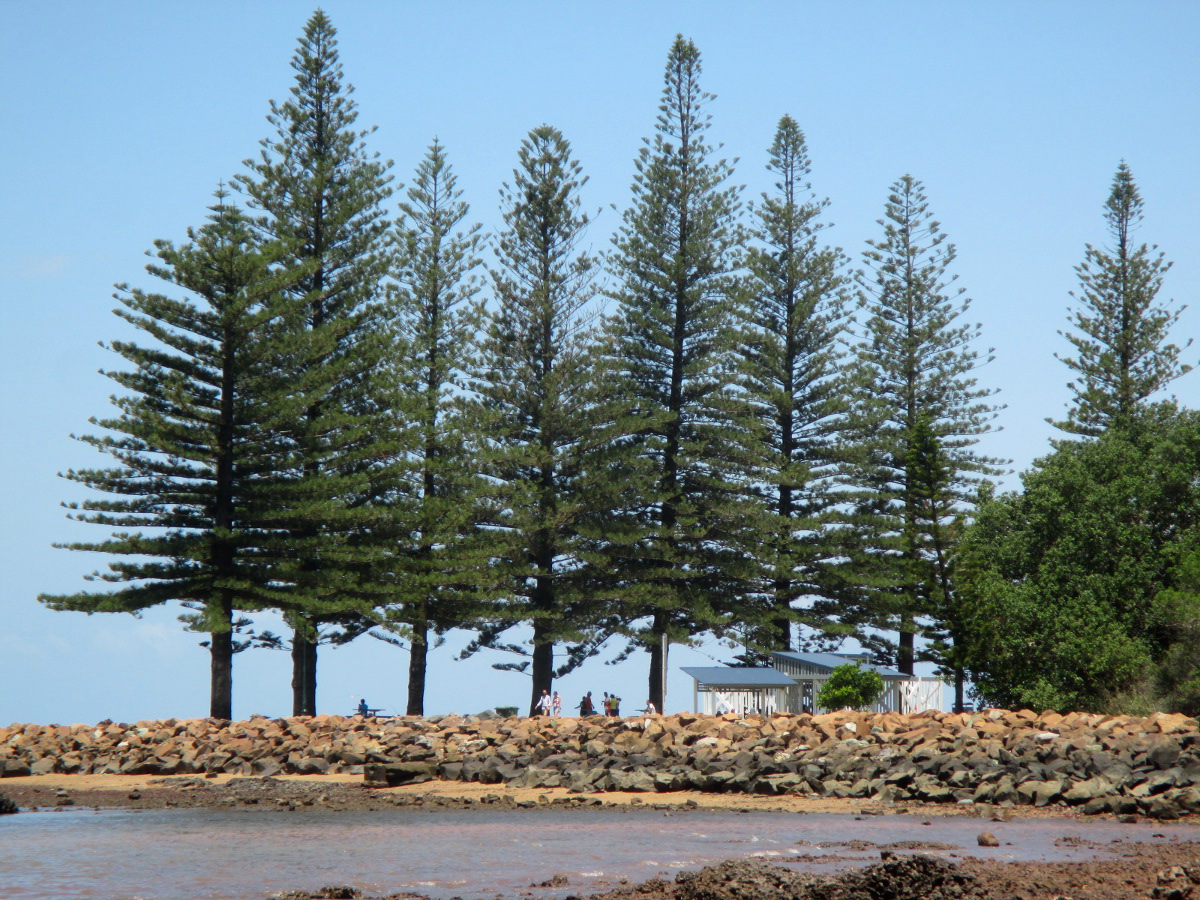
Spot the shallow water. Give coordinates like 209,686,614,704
4,806,1200,900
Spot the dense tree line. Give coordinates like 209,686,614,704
42,12,1193,718
955,167,1197,714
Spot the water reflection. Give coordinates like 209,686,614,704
4,807,1199,900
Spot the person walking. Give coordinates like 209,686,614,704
552,691,562,717
535,689,552,716
578,692,595,716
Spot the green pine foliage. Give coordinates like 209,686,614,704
740,115,850,656
904,412,970,708
383,139,487,716
605,36,754,712
235,10,397,715
40,193,307,720
842,175,1002,675
469,125,609,716
1054,163,1191,436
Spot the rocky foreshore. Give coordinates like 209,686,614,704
4,708,1200,818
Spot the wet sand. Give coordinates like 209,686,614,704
0,772,1145,817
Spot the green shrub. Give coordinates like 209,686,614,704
818,662,885,711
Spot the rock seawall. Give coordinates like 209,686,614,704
4,709,1200,817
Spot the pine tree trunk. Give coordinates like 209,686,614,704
209,598,234,720
771,603,791,652
897,614,915,676
406,617,427,716
291,632,318,716
954,665,965,712
530,621,553,716
647,612,666,714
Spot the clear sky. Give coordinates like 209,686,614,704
2,2,1198,725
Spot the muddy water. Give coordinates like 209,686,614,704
4,807,1199,900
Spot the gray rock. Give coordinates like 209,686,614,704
1063,776,1114,805
1,759,31,778
1147,740,1182,770
363,762,435,788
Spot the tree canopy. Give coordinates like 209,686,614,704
957,404,1200,712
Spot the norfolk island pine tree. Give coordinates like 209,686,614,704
840,175,1003,675
1053,162,1192,437
604,36,757,713
382,139,488,716
235,10,397,715
468,125,612,716
40,193,313,720
739,115,851,656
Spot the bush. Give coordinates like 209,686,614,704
818,662,885,711
0,792,18,815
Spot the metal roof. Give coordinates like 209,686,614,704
771,651,906,679
681,666,797,688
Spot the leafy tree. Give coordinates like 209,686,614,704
41,193,304,720
842,175,1002,675
1151,546,1200,716
383,139,485,715
817,662,884,711
605,36,752,712
1054,162,1191,436
470,125,607,715
957,404,1200,712
235,10,395,715
740,115,850,654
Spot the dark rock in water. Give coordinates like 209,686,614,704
678,856,977,900
532,874,571,887
363,762,434,788
676,859,814,900
0,791,18,815
977,831,1000,847
807,855,978,900
274,887,362,899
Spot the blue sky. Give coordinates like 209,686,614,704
2,2,1198,724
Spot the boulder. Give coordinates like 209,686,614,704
1,759,31,778
363,762,435,788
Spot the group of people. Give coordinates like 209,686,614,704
535,689,655,717
534,690,563,717
573,691,656,717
